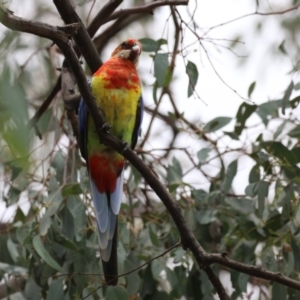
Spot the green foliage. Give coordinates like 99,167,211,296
186,60,199,97
247,81,256,98
154,53,169,87
139,38,167,52
203,116,232,132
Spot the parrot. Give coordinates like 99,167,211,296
78,39,143,286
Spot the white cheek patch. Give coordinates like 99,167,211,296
117,50,130,58
132,45,141,54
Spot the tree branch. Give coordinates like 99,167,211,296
208,253,300,291
53,0,102,73
106,0,189,23
87,0,123,37
0,6,80,41
204,3,300,35
93,13,145,54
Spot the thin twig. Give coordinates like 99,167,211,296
81,242,182,299
204,3,300,36
106,0,189,23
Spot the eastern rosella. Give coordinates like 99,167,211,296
78,39,143,285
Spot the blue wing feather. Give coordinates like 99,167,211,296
131,95,144,149
78,99,88,161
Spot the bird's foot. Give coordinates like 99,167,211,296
121,141,129,154
100,122,111,133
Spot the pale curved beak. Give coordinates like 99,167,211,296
132,44,141,54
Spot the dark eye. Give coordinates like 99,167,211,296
121,42,127,47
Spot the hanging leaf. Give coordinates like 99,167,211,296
173,248,186,263
167,157,183,187
247,81,256,98
245,182,258,197
282,80,294,115
256,100,281,125
204,117,232,132
106,286,128,300
288,124,300,138
32,235,63,272
221,159,238,193
197,148,211,163
186,60,199,97
223,131,240,140
68,196,86,242
278,40,287,54
225,198,254,214
139,38,160,52
262,141,298,165
234,102,257,135
272,282,287,300
46,279,64,300
39,189,63,236
290,95,300,109
154,53,169,87
258,181,269,216
196,209,217,225
249,164,260,183
62,183,82,197
151,259,164,280
274,120,287,140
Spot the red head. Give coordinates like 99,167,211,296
111,39,142,66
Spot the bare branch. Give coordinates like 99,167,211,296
93,13,145,54
208,253,300,291
0,5,80,42
61,62,81,110
81,242,182,299
53,0,102,73
87,0,123,37
106,0,189,23
204,3,300,35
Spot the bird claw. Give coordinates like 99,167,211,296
121,141,129,154
101,122,111,132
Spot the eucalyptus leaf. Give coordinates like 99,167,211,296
154,53,169,87
186,60,199,97
234,102,257,135
282,80,294,115
197,148,211,163
106,286,128,300
139,38,159,52
247,81,256,98
288,124,300,138
204,117,232,132
46,279,64,300
221,159,238,193
32,235,63,272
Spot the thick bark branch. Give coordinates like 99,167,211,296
0,6,79,42
87,0,123,37
208,253,300,291
53,0,102,73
